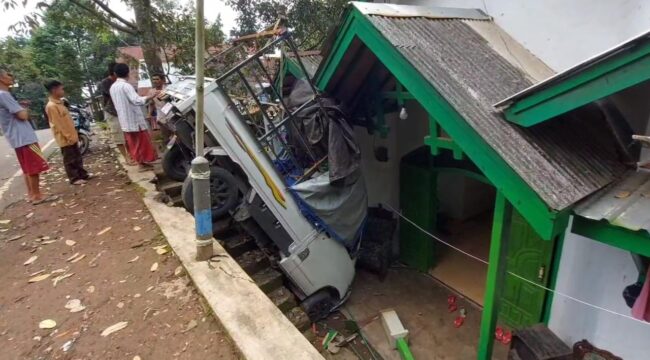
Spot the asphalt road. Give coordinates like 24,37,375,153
0,129,56,212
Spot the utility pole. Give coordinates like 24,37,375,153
192,0,213,261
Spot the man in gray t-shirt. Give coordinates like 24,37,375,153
0,68,54,204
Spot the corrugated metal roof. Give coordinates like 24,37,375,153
495,29,650,108
353,2,489,20
361,12,625,210
287,51,323,79
574,171,650,234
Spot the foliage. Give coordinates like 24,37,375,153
0,0,125,127
154,0,226,73
226,0,348,49
0,37,49,128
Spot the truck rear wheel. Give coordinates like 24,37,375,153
182,166,240,219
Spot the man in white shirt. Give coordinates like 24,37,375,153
109,63,159,168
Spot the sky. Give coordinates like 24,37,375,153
0,0,237,39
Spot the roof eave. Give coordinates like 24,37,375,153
496,32,650,127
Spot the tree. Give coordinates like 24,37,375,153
154,0,226,73
0,37,49,127
0,0,127,126
1,0,164,76
226,0,348,49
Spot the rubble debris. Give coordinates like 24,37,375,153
23,255,38,266
100,321,128,337
28,273,51,283
65,299,86,313
38,319,57,329
96,227,112,236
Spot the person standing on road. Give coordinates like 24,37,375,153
101,62,134,165
110,63,159,169
147,72,165,133
0,68,55,204
44,80,91,185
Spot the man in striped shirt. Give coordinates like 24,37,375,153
109,63,160,168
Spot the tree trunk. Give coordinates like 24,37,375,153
132,0,163,76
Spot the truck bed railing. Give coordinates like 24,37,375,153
215,34,330,185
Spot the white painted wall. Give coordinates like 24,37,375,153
549,227,648,360
376,1,650,358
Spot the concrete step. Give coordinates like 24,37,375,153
158,180,183,197
252,267,284,294
153,164,165,178
236,249,270,275
213,217,234,238
286,307,311,332
223,234,257,258
268,287,297,314
170,194,183,207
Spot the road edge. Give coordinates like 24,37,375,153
112,145,323,360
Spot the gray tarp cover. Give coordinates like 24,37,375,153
286,80,367,248
287,80,361,183
290,171,367,249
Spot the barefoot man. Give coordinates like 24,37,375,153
44,80,91,185
101,62,134,165
0,68,54,204
110,63,159,169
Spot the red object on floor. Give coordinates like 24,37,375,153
15,143,49,176
124,130,157,164
501,331,512,345
495,327,504,342
448,303,458,313
448,295,457,305
454,316,464,328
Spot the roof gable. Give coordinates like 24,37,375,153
316,2,626,239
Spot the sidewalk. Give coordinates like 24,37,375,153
0,141,240,359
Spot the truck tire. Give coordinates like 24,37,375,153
162,145,190,182
181,166,240,219
302,288,339,322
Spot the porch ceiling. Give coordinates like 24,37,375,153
316,2,626,216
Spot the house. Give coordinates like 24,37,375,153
311,2,650,359
116,46,224,95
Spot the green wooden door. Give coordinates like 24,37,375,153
499,210,555,329
399,148,437,272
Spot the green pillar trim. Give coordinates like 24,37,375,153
478,192,513,360
542,231,566,324
571,216,650,257
315,9,559,240
503,42,650,127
